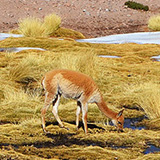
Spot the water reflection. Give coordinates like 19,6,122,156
0,33,23,40
0,47,46,53
144,144,160,154
98,55,121,58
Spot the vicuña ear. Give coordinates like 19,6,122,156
117,108,125,118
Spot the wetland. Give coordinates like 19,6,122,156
0,30,160,159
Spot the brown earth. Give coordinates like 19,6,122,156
0,0,160,38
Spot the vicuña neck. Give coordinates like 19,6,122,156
96,98,117,120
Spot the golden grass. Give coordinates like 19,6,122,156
57,51,99,79
18,17,46,37
0,147,46,160
0,86,42,123
1,30,160,159
135,83,160,119
18,13,61,37
114,82,160,119
8,60,36,83
43,13,61,35
136,154,160,160
52,27,85,39
148,15,160,31
1,37,160,57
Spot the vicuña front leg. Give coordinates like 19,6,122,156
52,94,69,130
52,94,64,127
76,101,81,130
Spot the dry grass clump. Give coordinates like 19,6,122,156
0,86,42,122
7,53,57,83
52,27,85,39
43,13,61,35
57,51,100,80
148,15,160,31
136,83,160,119
18,17,46,37
18,13,61,37
122,82,160,119
7,50,99,84
8,59,36,83
20,118,42,129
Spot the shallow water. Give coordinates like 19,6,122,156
0,33,23,40
110,144,160,154
77,32,160,44
151,55,160,62
98,55,121,58
124,116,146,130
0,47,46,53
109,116,146,130
144,144,160,154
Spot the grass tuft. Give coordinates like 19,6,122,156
52,27,85,39
136,83,160,119
43,13,61,35
18,13,61,37
57,51,100,80
148,15,160,31
121,82,160,119
8,59,36,83
18,17,46,37
0,86,42,123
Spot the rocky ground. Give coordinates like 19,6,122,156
0,0,160,38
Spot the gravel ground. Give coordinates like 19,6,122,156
0,0,160,37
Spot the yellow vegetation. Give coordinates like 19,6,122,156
18,13,61,37
17,13,85,39
148,15,160,31
18,17,47,37
1,27,160,159
43,13,61,35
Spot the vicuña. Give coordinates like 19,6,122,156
41,69,124,133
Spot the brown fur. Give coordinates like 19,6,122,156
41,69,124,133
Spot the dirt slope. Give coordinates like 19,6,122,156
0,0,160,37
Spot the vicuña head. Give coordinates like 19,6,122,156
41,69,124,134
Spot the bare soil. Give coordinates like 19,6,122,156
0,0,160,38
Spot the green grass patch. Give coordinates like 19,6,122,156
125,1,149,11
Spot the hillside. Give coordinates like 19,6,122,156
0,0,160,37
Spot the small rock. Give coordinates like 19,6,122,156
86,11,90,16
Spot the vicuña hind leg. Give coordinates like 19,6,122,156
41,92,53,133
81,102,88,134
